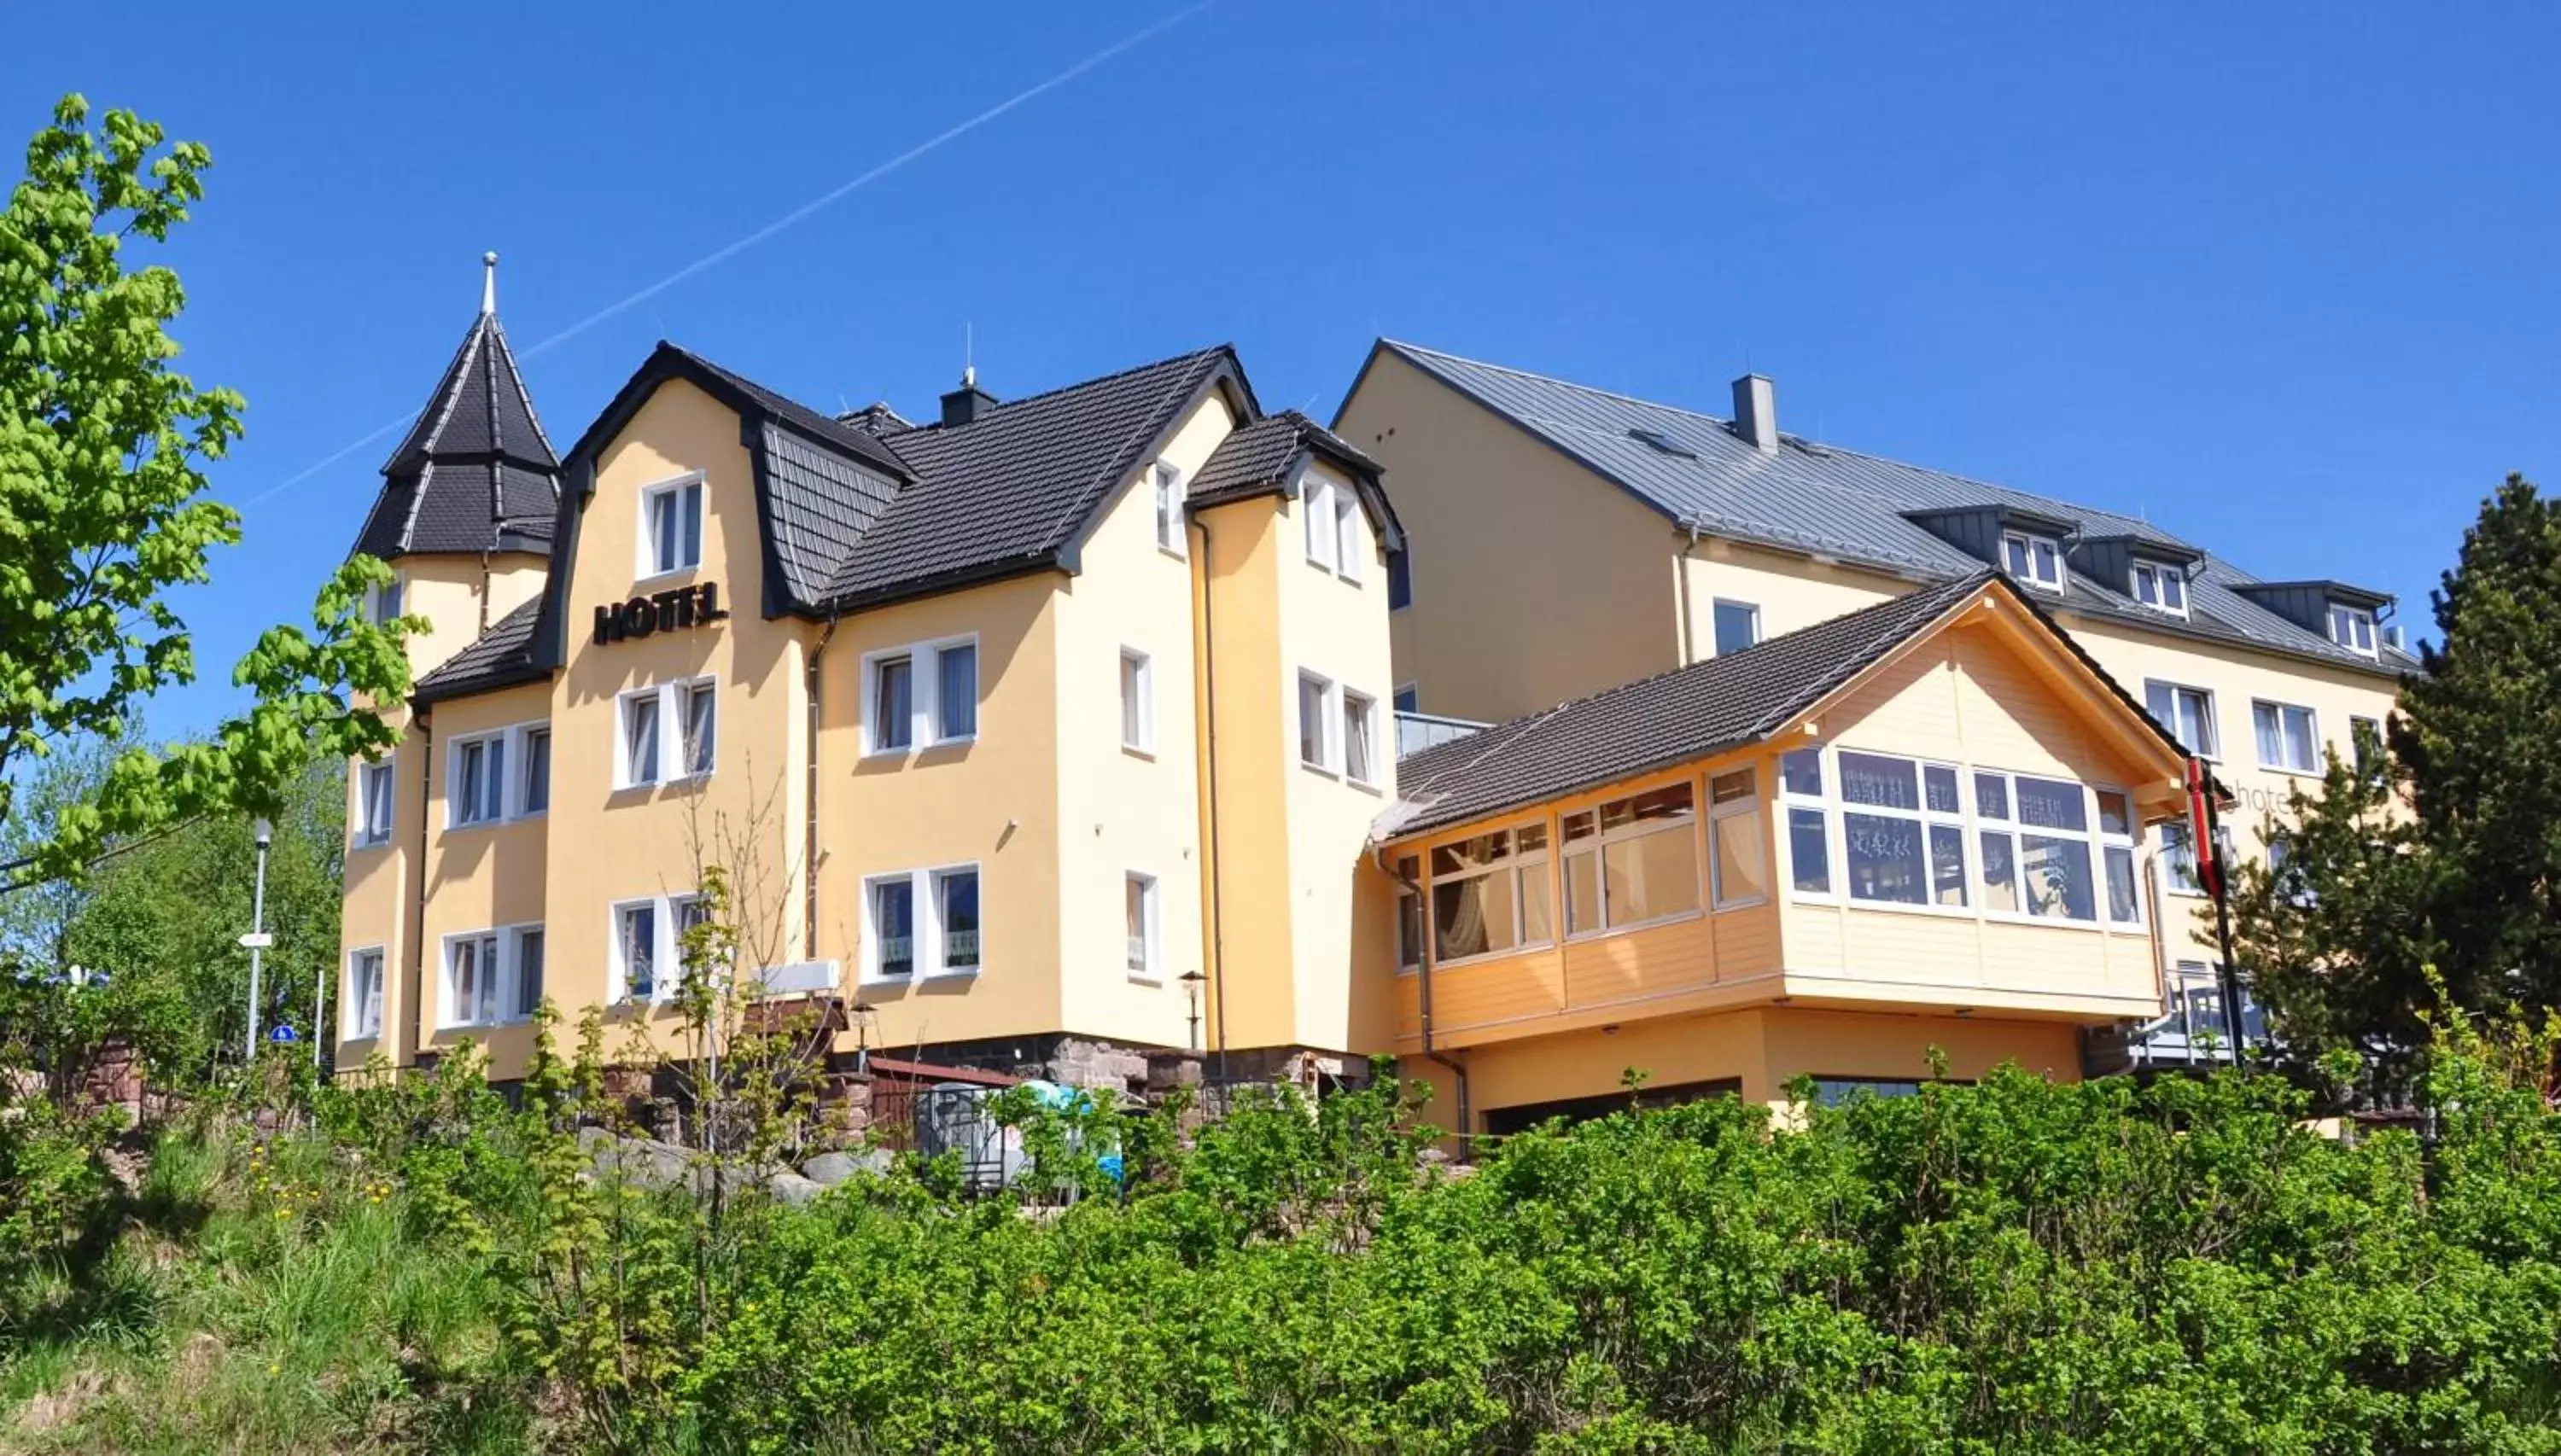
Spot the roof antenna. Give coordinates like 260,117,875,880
481,251,499,316
962,322,976,389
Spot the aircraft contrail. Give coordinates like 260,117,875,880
244,0,1217,508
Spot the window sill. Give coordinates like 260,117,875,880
1564,907,1704,944
633,564,701,590
1127,970,1164,987
921,735,977,752
1122,743,1156,761
2256,764,2322,779
861,746,913,763
1345,775,1384,797
351,837,393,853
1299,760,1339,780
1157,544,1187,563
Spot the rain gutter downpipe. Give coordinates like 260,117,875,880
806,609,840,958
1383,848,1468,1156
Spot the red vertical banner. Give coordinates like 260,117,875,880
2186,757,2223,900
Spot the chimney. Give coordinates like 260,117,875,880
1730,374,1777,452
940,365,997,428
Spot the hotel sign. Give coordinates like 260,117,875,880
595,581,730,645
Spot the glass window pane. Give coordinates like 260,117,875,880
2004,535,2030,575
2161,823,2201,894
1519,866,1554,944
1396,884,1424,971
627,696,659,782
876,658,913,750
874,880,914,977
1844,812,1928,905
2096,789,2130,837
2021,835,2096,920
2253,702,2283,766
1298,677,1328,766
1335,492,1361,577
1923,765,1960,814
1928,824,1967,906
937,645,977,739
1432,830,1510,877
650,490,675,573
1433,873,1515,961
2284,707,2315,772
1979,831,2020,912
516,930,545,1017
1838,751,1919,810
1561,810,1596,845
1789,808,1831,894
2033,539,2058,582
684,685,715,775
1712,812,1767,906
1304,485,1333,568
1516,822,1548,854
623,906,656,999
1344,696,1374,783
523,731,551,813
2015,777,2088,831
1566,850,1601,934
1975,772,2010,821
680,483,703,567
2179,693,2213,758
1712,600,1759,655
1782,748,1823,797
2105,846,2139,923
939,872,980,971
1626,783,1694,824
1710,769,1754,806
1121,655,1146,747
1602,826,1699,924
2161,573,2185,610
1126,877,1151,971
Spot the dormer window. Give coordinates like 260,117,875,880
2328,603,2378,656
2130,561,2188,617
2001,531,2064,592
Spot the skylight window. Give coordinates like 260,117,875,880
2130,561,2188,617
2001,531,2065,592
1626,428,1697,460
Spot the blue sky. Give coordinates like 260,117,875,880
9,2,2554,735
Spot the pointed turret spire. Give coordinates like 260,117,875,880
348,255,562,562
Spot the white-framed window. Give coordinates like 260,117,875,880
355,760,395,847
1303,480,1339,572
2001,531,2065,591
1125,871,1160,981
1428,820,1553,964
2161,820,2237,899
1707,768,1768,908
1712,599,1761,656
1836,751,1970,909
1972,767,2139,925
2253,699,2319,774
639,472,704,579
363,574,405,625
443,923,545,1028
607,894,708,1004
2144,679,2219,760
1343,689,1379,786
616,681,714,789
2130,561,2188,616
344,946,385,1040
861,864,982,981
1152,461,1185,556
1393,683,1419,714
1781,747,1832,895
1298,671,1337,772
863,637,977,755
1563,782,1701,935
1119,648,1155,754
1333,486,1362,583
446,720,552,830
2349,714,2385,784
2328,603,2378,656
1392,853,1424,975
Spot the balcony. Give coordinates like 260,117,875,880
2085,964,2270,1075
1396,710,1486,759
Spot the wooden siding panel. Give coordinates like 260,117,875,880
1712,902,1782,982
1565,916,1718,1009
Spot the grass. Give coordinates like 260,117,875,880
0,1124,533,1454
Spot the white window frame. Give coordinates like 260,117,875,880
1302,479,1339,573
861,635,979,758
2001,530,2066,592
607,894,710,1005
1125,871,1162,983
1120,647,1155,755
2160,820,2236,900
2129,561,2189,617
1152,461,1186,557
2252,698,2320,775
1562,780,1704,937
1393,682,1420,714
343,946,386,1040
636,470,705,582
354,760,396,848
1424,818,1555,968
1391,853,1424,976
519,725,551,816
675,679,718,780
447,719,551,830
440,921,544,1029
615,681,714,789
860,863,983,982
1342,688,1380,787
1710,598,1762,656
1298,670,1339,775
2328,603,2378,657
363,574,405,626
1333,485,1363,584
1780,745,1836,900
2144,679,2220,760
1707,767,1769,910
1832,751,1973,913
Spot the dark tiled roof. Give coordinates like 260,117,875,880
761,424,900,609
838,401,912,437
1187,409,1385,509
354,312,561,560
412,598,544,705
821,347,1245,605
1382,573,1998,839
663,346,912,480
1371,341,2414,678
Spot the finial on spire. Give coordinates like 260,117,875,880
481,252,499,316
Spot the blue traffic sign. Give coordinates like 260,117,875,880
269,1024,299,1043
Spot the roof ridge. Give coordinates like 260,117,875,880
1030,349,1229,554
907,342,1237,434
1386,338,2196,547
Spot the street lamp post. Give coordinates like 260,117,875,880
1179,970,1207,1052
242,818,273,1064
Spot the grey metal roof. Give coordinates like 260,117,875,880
411,597,544,705
1369,341,2413,678
821,346,1249,605
1382,573,1999,840
353,310,561,561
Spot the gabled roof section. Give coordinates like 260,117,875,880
1356,340,2413,677
411,597,545,706
1187,409,1403,545
1380,571,2184,841
820,345,1252,607
353,298,562,562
